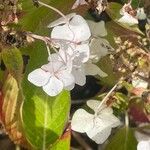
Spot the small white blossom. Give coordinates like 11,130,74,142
135,129,150,150
136,8,147,20
118,12,138,25
28,58,75,96
118,3,138,25
71,100,120,144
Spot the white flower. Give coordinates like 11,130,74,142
118,12,138,25
137,140,150,150
72,0,88,9
135,129,150,150
118,3,138,25
28,59,75,96
90,38,114,62
136,8,147,20
84,60,107,77
71,100,120,144
51,14,91,43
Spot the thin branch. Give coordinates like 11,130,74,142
38,1,68,24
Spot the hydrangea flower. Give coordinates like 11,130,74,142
71,100,120,144
118,3,138,25
28,58,75,96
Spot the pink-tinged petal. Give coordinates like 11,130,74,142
57,70,75,90
28,68,51,87
42,76,63,96
71,109,94,133
42,61,64,73
72,0,88,9
72,66,86,86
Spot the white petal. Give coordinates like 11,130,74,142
72,66,86,86
86,100,101,111
42,76,63,96
87,20,107,37
136,8,147,20
90,38,113,62
51,24,74,41
42,61,64,74
86,124,112,144
137,141,150,150
118,13,138,25
75,44,90,63
28,68,51,87
98,113,120,128
135,130,150,142
84,63,108,77
57,70,75,90
47,13,76,28
71,109,94,133
132,78,148,88
51,15,91,42
72,0,88,9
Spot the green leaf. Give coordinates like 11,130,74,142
21,90,70,149
1,48,23,82
50,128,71,150
104,127,138,150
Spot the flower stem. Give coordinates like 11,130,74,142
38,1,68,23
95,81,120,115
125,111,129,127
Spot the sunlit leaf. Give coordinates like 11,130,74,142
50,127,71,150
21,90,70,149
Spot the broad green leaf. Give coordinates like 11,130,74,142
104,127,138,150
50,128,71,150
21,90,70,149
1,48,23,82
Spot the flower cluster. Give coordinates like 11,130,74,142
28,13,111,96
71,100,120,144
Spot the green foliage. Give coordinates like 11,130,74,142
50,129,71,150
21,91,70,149
104,127,138,150
1,48,23,82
